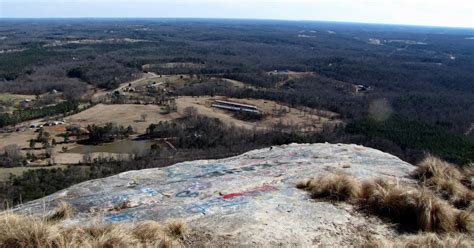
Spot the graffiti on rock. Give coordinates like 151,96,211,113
105,212,133,223
176,190,199,198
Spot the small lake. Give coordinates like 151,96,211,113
67,139,158,156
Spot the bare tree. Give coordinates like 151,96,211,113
3,144,22,161
183,106,198,118
141,113,148,122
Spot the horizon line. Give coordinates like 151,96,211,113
1,17,473,30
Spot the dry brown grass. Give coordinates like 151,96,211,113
423,177,474,208
299,173,361,201
0,211,185,248
361,180,457,233
66,223,139,247
299,173,470,233
0,213,60,248
456,211,474,234
411,155,463,182
411,155,474,209
462,163,474,189
44,202,74,223
366,233,473,248
165,220,186,239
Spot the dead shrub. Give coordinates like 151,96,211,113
415,192,457,233
295,179,311,190
44,202,74,223
0,212,184,248
364,182,457,233
411,156,474,209
165,220,186,239
456,211,474,234
0,212,60,248
70,223,139,247
462,163,474,189
366,233,473,248
131,220,166,243
411,155,462,182
299,174,465,233
423,177,473,208
300,173,361,201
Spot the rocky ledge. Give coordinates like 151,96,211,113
15,143,415,247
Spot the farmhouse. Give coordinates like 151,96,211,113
211,99,260,113
352,84,372,93
146,82,164,89
19,99,32,108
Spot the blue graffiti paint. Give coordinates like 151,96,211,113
185,196,249,214
140,188,158,196
105,212,132,223
187,181,211,190
221,197,249,208
176,190,199,198
111,195,129,205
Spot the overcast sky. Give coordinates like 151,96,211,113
0,0,473,28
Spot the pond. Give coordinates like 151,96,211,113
67,139,158,156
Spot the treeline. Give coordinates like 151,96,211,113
2,113,473,208
345,115,474,165
0,100,79,128
86,123,134,144
145,113,318,150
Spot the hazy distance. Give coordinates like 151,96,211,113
1,0,473,28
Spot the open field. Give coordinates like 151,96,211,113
0,93,35,102
176,96,342,131
0,93,35,112
0,129,37,148
65,103,181,133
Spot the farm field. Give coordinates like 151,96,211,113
65,103,181,133
0,93,35,112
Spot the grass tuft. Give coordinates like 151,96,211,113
71,223,139,247
462,163,474,189
412,155,473,209
411,155,462,182
423,177,473,208
299,173,468,233
0,212,185,248
44,201,74,223
301,173,361,201
456,211,474,234
366,233,473,248
0,212,60,248
165,220,186,239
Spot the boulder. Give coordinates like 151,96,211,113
15,143,415,246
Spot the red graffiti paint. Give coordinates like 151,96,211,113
222,185,278,199
223,192,244,199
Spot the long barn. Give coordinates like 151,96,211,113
211,100,260,113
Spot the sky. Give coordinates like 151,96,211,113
0,0,473,28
